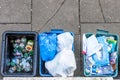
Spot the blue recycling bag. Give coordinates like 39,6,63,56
39,33,57,61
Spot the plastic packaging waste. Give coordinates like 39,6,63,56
92,36,109,66
83,33,118,76
45,32,76,77
39,33,57,61
57,32,73,52
85,35,102,57
45,49,76,77
110,52,117,64
107,38,117,53
98,65,114,75
8,37,33,73
82,34,87,54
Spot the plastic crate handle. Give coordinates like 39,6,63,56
97,29,109,34
50,29,64,33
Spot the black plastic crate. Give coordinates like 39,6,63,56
1,31,37,77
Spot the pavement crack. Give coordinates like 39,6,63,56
37,0,67,32
98,0,106,22
31,0,33,31
78,0,81,34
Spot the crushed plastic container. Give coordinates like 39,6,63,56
83,29,119,77
1,31,37,77
38,29,74,76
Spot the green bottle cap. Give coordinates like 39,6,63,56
17,66,22,72
17,46,22,51
29,50,34,56
13,48,18,53
27,40,34,46
24,53,29,58
11,62,16,66
85,68,90,75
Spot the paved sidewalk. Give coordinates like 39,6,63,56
0,0,120,79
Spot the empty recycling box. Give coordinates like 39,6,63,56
39,29,76,77
82,29,119,77
1,31,37,77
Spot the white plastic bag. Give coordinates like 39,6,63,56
45,32,76,77
57,32,73,52
45,49,76,77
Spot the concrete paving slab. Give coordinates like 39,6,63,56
80,0,104,22
0,0,31,23
100,0,120,22
74,35,81,76
0,24,31,78
32,0,79,34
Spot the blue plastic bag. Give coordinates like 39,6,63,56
39,33,57,61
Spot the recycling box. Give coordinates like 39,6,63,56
39,29,74,76
83,29,119,77
1,31,37,77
